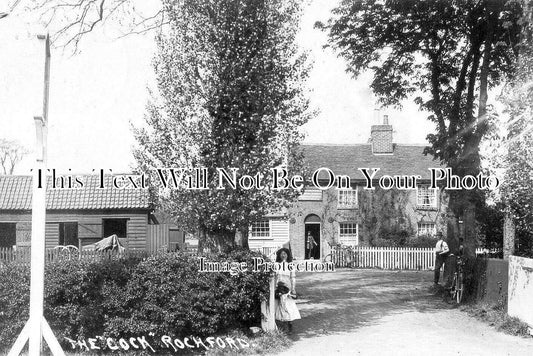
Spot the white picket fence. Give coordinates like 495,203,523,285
251,246,502,271
255,246,280,261
325,246,434,270
323,246,502,270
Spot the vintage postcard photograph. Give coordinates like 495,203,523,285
1,0,533,355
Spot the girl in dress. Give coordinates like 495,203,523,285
274,248,301,333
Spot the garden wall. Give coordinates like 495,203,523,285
508,255,533,327
473,257,508,307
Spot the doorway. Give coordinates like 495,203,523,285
304,214,321,260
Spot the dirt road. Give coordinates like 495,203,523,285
275,269,533,356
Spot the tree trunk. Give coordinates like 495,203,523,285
199,228,236,253
198,225,208,253
503,211,516,260
234,228,249,249
463,204,476,258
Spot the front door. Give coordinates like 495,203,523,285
304,223,321,260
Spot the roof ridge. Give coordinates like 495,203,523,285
301,143,429,147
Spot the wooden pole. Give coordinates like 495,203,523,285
8,33,65,356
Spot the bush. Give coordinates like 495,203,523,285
0,264,30,348
371,233,435,248
0,249,269,351
404,235,436,248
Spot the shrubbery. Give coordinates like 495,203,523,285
371,234,435,248
0,249,269,351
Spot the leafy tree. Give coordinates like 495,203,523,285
317,0,523,256
499,0,533,257
0,139,28,175
134,0,312,251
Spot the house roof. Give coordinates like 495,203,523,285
0,175,150,211
301,144,444,180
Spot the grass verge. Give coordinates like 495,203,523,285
461,302,532,338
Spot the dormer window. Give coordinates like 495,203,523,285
417,185,438,209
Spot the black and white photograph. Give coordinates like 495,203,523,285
1,0,533,355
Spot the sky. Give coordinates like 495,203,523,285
0,0,434,175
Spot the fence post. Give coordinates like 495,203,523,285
380,247,384,269
261,275,276,332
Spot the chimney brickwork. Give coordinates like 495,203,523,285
371,115,393,154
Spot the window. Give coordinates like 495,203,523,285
338,188,358,209
103,219,128,238
417,185,438,209
59,222,79,247
339,222,358,246
250,220,270,239
418,223,436,237
0,223,16,249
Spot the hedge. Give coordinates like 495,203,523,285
0,249,269,351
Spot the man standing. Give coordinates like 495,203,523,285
434,232,449,285
306,232,317,259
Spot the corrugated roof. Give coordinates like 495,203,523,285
301,144,444,180
0,175,150,211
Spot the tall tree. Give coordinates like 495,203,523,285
134,0,312,252
499,0,533,257
317,0,523,256
0,139,27,175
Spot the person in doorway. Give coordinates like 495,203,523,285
306,232,317,259
434,232,449,286
274,248,301,333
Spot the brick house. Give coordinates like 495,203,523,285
0,175,158,251
249,117,448,260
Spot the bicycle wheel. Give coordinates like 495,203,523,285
455,271,464,304
449,273,458,302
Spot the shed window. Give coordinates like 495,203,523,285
103,219,128,238
59,222,79,247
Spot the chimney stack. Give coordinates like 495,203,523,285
370,115,393,154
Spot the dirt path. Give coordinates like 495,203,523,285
274,269,533,356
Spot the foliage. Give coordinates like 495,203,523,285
0,138,28,174
0,263,30,348
133,0,313,251
497,0,533,257
464,302,532,337
371,233,435,248
317,0,522,171
476,202,505,249
317,0,524,254
0,250,269,351
404,235,438,248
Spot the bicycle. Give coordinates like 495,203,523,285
446,254,464,304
